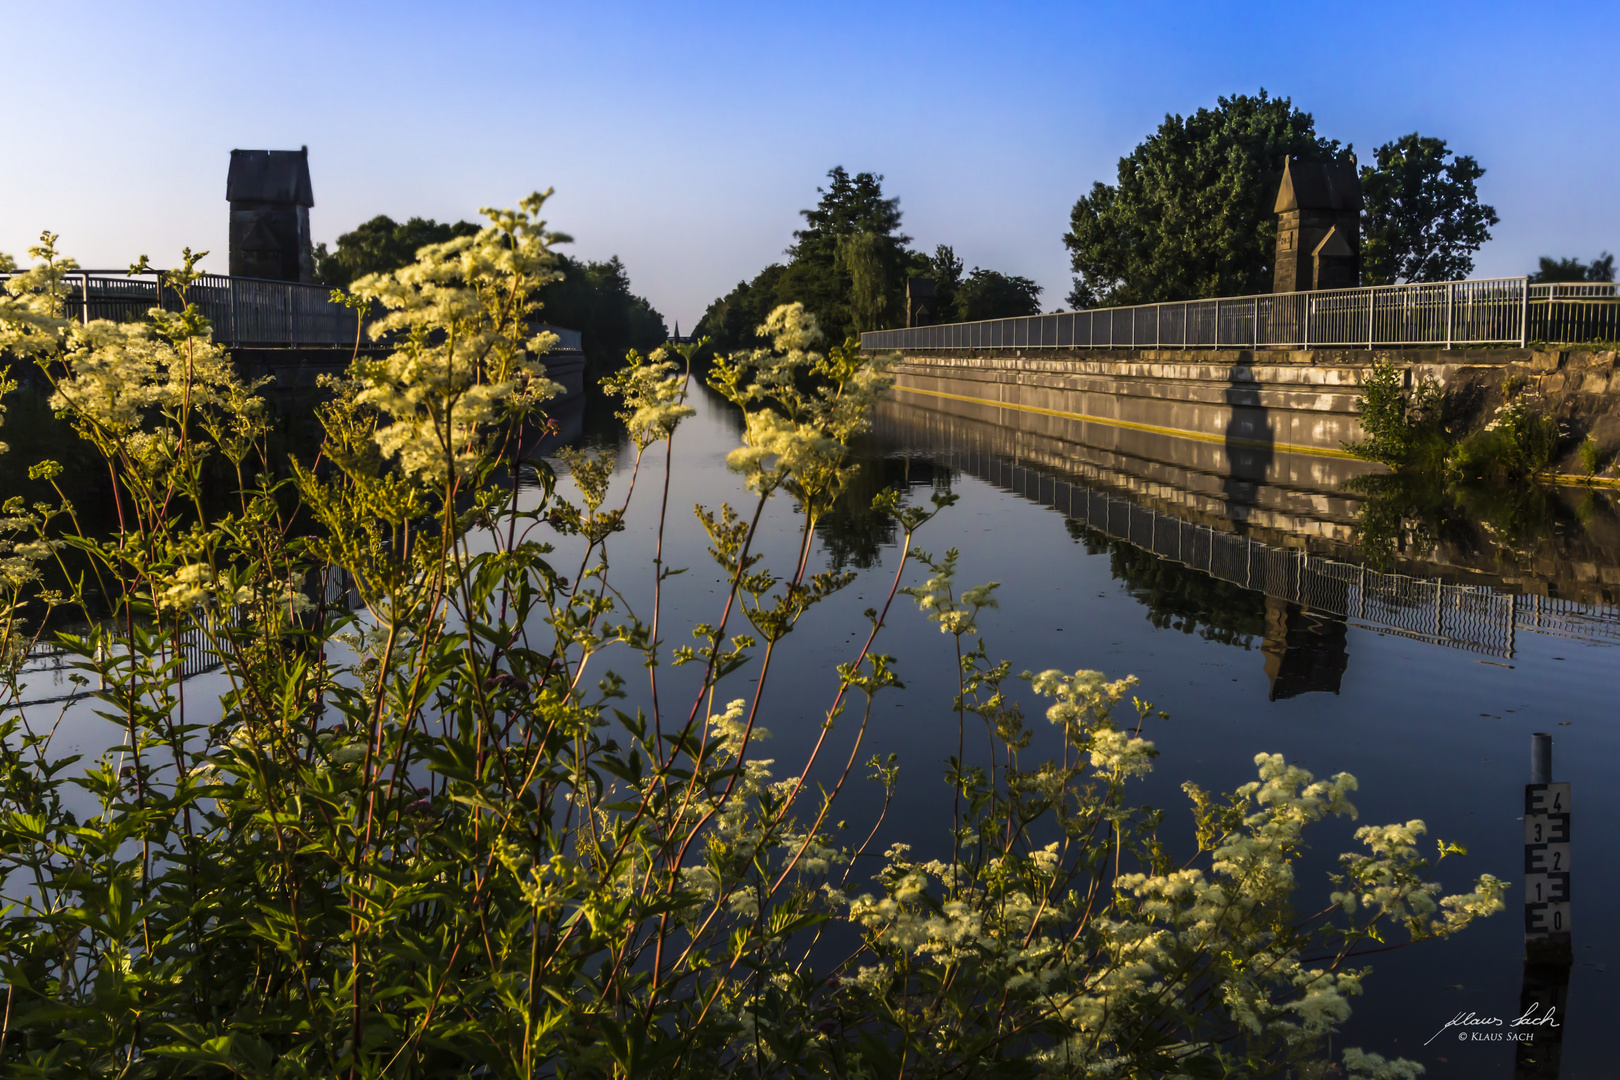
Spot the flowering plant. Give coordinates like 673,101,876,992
0,205,1501,1078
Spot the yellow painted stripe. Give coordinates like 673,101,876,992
891,382,1363,460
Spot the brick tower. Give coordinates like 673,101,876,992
1272,157,1361,293
227,147,315,282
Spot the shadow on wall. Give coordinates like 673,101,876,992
1222,362,1275,524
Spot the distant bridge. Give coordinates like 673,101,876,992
2,270,587,397
28,270,359,349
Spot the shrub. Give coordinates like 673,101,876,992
1580,435,1604,478
1449,397,1561,481
1344,359,1446,471
0,214,1502,1078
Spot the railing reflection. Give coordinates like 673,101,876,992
889,435,1620,661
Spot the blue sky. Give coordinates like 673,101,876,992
4,0,1616,329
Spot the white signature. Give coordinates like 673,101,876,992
1423,1004,1560,1046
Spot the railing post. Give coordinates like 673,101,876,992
1214,299,1220,348
1520,276,1530,349
1304,293,1311,350
1252,296,1258,348
1445,282,1454,350
1367,287,1375,349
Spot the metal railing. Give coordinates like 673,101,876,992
1,270,360,348
862,278,1620,353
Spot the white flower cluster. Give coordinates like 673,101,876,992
605,348,695,450
717,303,896,503
348,193,566,483
902,551,999,637
156,563,215,612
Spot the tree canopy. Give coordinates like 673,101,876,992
314,215,481,290
1063,92,1344,308
955,267,1042,321
695,171,1045,355
316,214,664,377
1528,252,1615,283
1063,96,1501,303
540,254,668,376
1359,134,1498,284
777,166,912,341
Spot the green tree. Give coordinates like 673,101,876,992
697,172,1051,345
538,253,668,377
692,263,787,356
1529,252,1615,283
954,267,1042,320
837,231,891,333
1064,91,1344,308
1360,134,1498,284
313,214,481,289
916,244,964,317
777,166,912,341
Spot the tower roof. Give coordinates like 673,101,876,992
227,148,314,206
1274,158,1360,213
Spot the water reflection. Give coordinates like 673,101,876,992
1348,469,1620,591
1260,597,1348,700
1221,362,1275,525
1064,520,1266,647
870,395,1620,661
816,446,949,570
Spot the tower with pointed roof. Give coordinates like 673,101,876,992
228,147,315,282
1272,157,1361,293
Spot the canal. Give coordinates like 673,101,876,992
12,379,1614,1077
544,383,1617,1078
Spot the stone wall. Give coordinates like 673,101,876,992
887,346,1620,471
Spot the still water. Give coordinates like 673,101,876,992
540,385,1617,1079
16,382,1616,1077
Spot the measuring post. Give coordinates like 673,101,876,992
1523,732,1571,961
1517,731,1571,1078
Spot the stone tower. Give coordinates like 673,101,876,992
906,277,938,327
1272,157,1361,293
227,147,315,282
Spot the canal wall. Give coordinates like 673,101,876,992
878,355,1620,607
887,345,1620,477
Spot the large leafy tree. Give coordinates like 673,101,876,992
696,168,911,352
317,215,664,376
955,268,1042,320
779,167,912,340
1359,134,1498,284
1528,252,1615,283
315,215,480,289
917,244,964,318
1063,92,1345,308
697,170,1047,353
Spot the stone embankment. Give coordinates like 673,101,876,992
886,346,1620,481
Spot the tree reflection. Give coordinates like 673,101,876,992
816,442,950,570
1065,519,1267,647
1345,471,1593,573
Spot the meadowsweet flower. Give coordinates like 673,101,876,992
1088,728,1157,777
157,563,215,611
605,349,695,449
348,193,568,483
1342,1047,1426,1079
